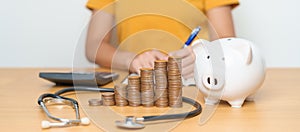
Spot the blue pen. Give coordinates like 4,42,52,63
183,26,201,48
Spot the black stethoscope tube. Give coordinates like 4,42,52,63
142,97,202,122
54,87,113,96
38,93,79,106
38,93,60,105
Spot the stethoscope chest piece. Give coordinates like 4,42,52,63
115,116,145,129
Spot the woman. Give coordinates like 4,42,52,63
85,0,239,79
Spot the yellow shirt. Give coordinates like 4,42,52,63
86,0,239,53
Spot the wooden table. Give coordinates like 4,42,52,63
0,68,299,132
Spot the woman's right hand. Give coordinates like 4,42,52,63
129,50,168,74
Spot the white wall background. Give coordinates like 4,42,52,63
0,0,299,68
233,0,300,67
0,0,91,67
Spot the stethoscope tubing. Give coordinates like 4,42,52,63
142,97,202,121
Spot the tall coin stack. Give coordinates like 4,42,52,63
140,68,155,107
114,84,128,106
127,76,141,106
101,92,115,106
154,60,169,107
167,56,183,108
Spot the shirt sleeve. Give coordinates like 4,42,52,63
204,0,239,11
86,0,114,10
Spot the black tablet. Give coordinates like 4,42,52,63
39,72,119,86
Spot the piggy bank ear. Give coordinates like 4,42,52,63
192,39,211,54
191,39,210,46
230,41,253,65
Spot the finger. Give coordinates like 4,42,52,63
182,63,194,79
147,57,156,68
169,48,190,58
182,55,195,68
141,62,149,68
140,59,153,69
132,67,141,75
182,47,196,67
135,52,150,68
152,50,168,60
130,65,139,74
184,72,194,79
132,62,142,74
144,52,157,68
136,66,141,75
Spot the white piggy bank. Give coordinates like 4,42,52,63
192,38,265,108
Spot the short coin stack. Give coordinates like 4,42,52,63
167,56,183,108
88,98,102,106
101,92,115,106
140,68,155,107
127,76,141,106
154,60,169,107
114,84,128,106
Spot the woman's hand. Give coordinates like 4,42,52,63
130,50,168,74
169,46,195,79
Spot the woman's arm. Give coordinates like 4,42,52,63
206,5,236,40
85,10,119,68
85,10,167,73
170,5,237,79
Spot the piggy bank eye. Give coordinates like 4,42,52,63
207,56,210,59
222,57,225,61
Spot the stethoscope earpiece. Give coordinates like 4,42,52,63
41,120,51,129
80,117,91,125
41,118,90,129
41,120,68,128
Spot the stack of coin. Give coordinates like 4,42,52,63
154,60,169,107
101,92,115,106
127,76,141,106
88,98,102,106
167,56,183,108
140,68,155,107
114,84,128,106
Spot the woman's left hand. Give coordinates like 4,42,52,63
169,46,195,79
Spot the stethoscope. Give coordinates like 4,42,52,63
38,87,202,129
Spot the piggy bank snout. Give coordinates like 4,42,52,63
202,74,224,90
